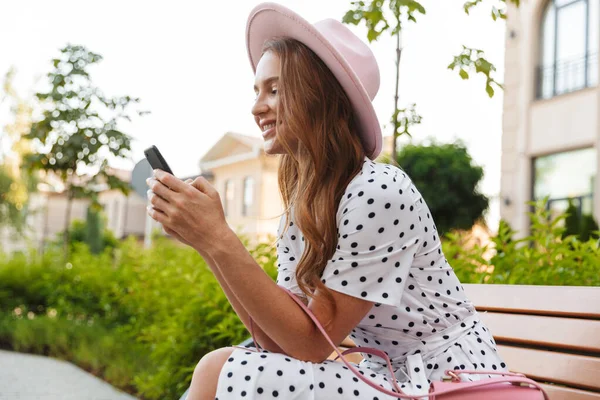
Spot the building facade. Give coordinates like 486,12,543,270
199,132,283,243
0,170,148,254
501,0,599,234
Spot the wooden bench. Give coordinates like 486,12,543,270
180,284,600,400
330,284,600,399
464,284,600,399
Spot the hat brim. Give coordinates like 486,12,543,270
246,2,382,159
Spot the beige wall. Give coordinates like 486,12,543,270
43,194,89,240
0,190,148,253
209,154,282,243
257,155,283,241
0,192,47,253
501,0,600,235
98,191,147,238
39,191,147,242
530,89,598,155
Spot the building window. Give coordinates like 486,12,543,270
537,0,599,99
533,148,596,221
224,180,234,217
242,177,254,217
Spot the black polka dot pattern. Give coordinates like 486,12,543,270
314,162,426,307
220,157,508,398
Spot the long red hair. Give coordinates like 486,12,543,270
263,38,367,326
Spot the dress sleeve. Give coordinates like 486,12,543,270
320,177,422,307
275,215,306,299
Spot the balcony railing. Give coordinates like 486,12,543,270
536,53,598,99
545,194,594,221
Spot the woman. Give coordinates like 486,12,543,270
146,3,507,399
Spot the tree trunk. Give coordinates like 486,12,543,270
41,195,50,256
391,29,403,167
63,189,73,261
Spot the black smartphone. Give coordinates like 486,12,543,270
144,145,174,175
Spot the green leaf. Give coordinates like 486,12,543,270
342,9,361,24
367,28,382,42
343,0,424,40
463,0,482,14
391,103,421,138
448,46,503,97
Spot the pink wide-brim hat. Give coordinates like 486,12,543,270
246,2,383,160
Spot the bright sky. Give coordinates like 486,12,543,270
0,0,506,228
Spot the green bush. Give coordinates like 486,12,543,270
0,234,278,399
444,199,600,286
580,213,600,242
563,199,599,242
57,210,119,255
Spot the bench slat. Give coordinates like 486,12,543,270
327,347,363,364
541,383,600,400
340,337,356,348
463,284,600,319
498,345,600,391
480,312,600,353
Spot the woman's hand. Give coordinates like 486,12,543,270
158,179,194,247
146,170,231,255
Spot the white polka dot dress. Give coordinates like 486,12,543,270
215,157,507,399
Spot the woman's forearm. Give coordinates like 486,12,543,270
203,253,284,353
203,228,325,362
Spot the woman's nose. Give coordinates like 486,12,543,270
251,96,268,116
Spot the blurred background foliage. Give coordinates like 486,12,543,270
0,68,37,236
444,198,600,286
0,231,277,399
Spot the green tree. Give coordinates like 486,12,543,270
0,68,36,236
343,0,517,162
23,44,147,256
0,167,24,235
391,140,488,234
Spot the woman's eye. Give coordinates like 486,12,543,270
271,88,278,95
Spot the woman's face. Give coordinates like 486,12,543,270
252,51,290,155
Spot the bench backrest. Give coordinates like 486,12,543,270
463,283,600,400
